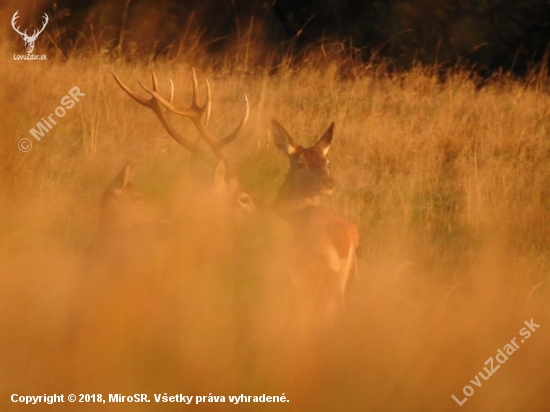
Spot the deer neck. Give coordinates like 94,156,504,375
272,172,320,215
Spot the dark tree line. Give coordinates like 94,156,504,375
36,0,550,74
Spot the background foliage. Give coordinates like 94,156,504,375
4,0,550,75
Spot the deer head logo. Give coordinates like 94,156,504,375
11,11,49,54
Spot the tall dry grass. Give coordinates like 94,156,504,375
1,33,550,411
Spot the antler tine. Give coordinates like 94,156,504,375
150,72,159,93
191,68,201,108
217,95,250,150
190,69,211,126
204,80,212,128
111,71,215,167
188,68,211,126
112,71,150,106
168,79,175,104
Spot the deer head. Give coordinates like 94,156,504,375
111,70,267,217
271,119,335,204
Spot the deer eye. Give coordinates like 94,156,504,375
239,194,255,208
326,161,331,169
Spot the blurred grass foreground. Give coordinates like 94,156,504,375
1,30,550,411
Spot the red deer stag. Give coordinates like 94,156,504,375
111,69,266,269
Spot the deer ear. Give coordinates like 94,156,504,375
315,122,334,156
271,119,298,156
111,162,134,189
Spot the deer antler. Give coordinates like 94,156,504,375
112,71,215,167
113,69,263,176
140,68,249,160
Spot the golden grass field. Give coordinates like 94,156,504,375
1,30,550,411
